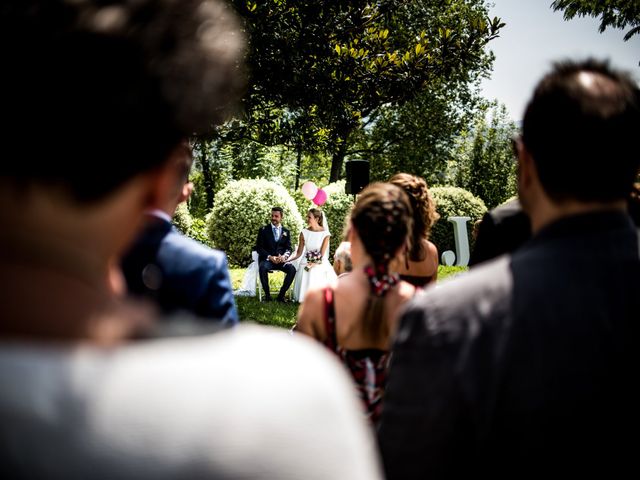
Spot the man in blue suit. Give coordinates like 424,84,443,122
256,207,296,302
121,143,238,326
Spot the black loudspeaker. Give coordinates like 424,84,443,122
345,160,370,195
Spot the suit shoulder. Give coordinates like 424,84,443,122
401,258,512,340
161,232,226,263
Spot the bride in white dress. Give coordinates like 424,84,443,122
287,208,338,302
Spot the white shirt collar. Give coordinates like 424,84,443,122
147,209,172,223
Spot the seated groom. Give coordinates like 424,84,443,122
256,207,296,302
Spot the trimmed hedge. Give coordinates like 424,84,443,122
430,186,487,257
208,179,304,267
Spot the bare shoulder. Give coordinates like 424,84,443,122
397,280,417,302
425,239,438,256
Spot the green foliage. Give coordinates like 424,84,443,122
229,0,504,182
172,204,214,248
186,170,210,220
551,0,640,41
191,137,235,213
172,202,193,235
430,186,487,255
188,217,214,249
367,83,482,185
321,180,355,258
291,188,312,218
448,103,518,209
208,179,304,267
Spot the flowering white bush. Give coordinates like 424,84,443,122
208,179,303,267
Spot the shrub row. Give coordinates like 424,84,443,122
177,179,487,267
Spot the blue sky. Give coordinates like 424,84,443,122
480,0,640,121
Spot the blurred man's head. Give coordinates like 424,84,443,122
271,207,284,227
521,59,640,206
0,0,244,203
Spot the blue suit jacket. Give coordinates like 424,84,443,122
255,224,293,262
121,215,238,326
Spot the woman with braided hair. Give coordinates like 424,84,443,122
295,182,416,424
389,173,439,287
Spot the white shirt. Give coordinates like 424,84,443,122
272,224,282,241
0,325,382,479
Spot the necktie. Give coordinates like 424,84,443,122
273,226,280,241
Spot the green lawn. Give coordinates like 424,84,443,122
230,266,468,329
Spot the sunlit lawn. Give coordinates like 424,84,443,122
230,266,468,329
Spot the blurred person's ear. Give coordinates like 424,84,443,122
179,182,194,204
517,142,536,201
143,144,189,211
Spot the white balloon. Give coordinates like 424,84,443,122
301,181,318,200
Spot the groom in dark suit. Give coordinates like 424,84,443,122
256,207,296,302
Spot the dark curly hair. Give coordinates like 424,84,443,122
389,173,439,262
350,182,412,342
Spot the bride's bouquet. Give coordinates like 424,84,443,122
304,249,322,271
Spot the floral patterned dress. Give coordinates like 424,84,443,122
321,287,390,424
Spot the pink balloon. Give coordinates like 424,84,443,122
312,188,327,206
301,181,318,200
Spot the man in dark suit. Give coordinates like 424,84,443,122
121,143,238,326
469,198,532,266
379,59,640,479
255,207,296,302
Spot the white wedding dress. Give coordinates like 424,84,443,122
292,229,337,303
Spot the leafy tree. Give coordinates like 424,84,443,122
551,0,640,41
364,78,482,185
190,136,234,213
447,102,518,209
230,0,503,182
191,129,307,215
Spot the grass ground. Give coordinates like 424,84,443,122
230,266,468,329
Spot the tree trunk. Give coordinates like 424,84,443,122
295,144,302,191
329,141,347,183
200,147,215,210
